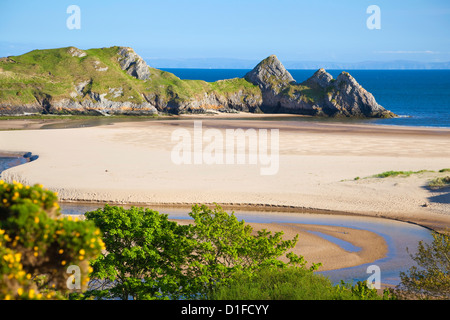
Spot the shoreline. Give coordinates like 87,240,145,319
58,198,444,234
1,111,450,131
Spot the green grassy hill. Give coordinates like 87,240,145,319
0,46,261,115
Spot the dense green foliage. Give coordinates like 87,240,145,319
207,267,394,300
186,205,321,296
84,204,317,300
84,205,195,300
0,181,103,299
397,231,450,299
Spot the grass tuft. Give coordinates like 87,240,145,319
372,170,433,178
428,176,450,189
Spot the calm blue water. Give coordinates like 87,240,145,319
0,155,28,176
162,69,450,128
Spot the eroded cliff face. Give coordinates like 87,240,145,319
0,47,395,118
244,55,395,118
117,47,152,81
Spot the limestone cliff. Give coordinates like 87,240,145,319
244,55,395,118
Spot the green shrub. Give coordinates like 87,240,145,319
397,231,450,299
186,204,321,296
84,204,321,300
85,204,196,300
0,181,104,299
207,267,393,300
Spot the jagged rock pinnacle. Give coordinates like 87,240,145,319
244,55,295,90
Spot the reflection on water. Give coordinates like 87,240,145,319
307,230,361,253
60,202,433,286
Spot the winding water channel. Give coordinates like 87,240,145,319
1,154,435,286
61,202,433,286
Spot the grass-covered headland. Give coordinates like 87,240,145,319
0,46,396,117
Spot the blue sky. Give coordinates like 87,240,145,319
0,0,449,65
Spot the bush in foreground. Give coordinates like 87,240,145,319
0,181,104,299
186,204,321,296
396,231,450,299
207,267,394,300
84,204,320,300
84,205,196,300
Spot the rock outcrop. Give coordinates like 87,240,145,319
245,55,295,90
304,68,333,89
324,71,391,117
67,47,87,58
117,47,151,81
244,55,395,118
49,95,158,116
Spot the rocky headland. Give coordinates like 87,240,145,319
0,46,396,118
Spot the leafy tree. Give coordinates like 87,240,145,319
397,231,450,299
0,181,103,299
186,204,321,296
84,205,197,300
84,204,320,300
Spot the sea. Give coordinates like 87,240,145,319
161,69,450,128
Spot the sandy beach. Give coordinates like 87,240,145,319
1,114,449,272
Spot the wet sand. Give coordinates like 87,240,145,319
173,218,388,272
